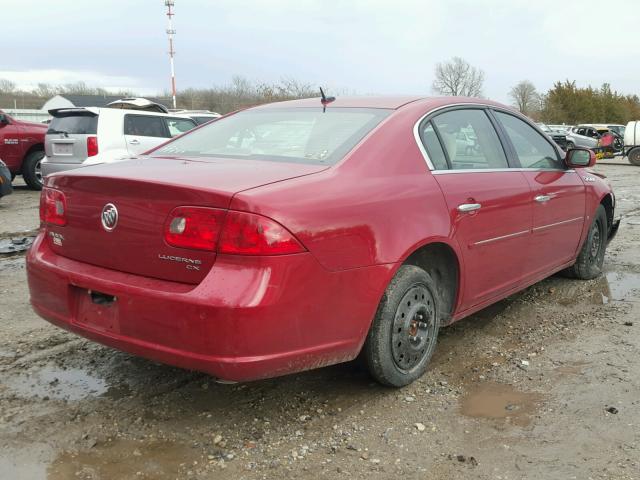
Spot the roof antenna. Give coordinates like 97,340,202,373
320,87,335,113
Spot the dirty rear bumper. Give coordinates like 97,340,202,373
26,233,392,382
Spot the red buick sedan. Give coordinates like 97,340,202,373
27,96,619,387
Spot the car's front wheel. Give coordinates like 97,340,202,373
564,205,608,279
363,265,440,387
566,141,575,150
22,150,45,190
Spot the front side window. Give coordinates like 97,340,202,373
124,115,167,138
431,109,508,170
166,118,196,137
494,112,561,169
151,108,390,165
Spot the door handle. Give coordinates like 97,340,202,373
457,203,482,213
535,195,551,203
129,139,140,145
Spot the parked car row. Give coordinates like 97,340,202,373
0,98,217,190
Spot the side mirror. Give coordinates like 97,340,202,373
565,148,596,168
0,114,8,125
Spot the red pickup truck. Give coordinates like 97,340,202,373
0,110,47,190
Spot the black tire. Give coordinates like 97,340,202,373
363,265,440,387
564,205,608,279
566,141,575,150
628,147,640,167
22,150,44,190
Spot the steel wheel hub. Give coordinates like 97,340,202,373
391,284,436,372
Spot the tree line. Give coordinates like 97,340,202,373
431,58,640,124
1,57,639,123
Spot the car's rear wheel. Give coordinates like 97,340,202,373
363,265,440,387
564,205,608,279
628,147,640,166
22,150,44,190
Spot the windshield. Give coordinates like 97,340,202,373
151,108,390,165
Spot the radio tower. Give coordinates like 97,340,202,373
165,0,177,109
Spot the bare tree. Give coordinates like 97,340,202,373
432,57,484,97
509,80,540,116
0,79,16,94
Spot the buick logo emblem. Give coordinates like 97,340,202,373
101,203,118,231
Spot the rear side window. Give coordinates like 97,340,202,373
431,109,508,170
47,115,97,135
494,112,562,169
419,122,449,170
124,115,167,138
165,118,196,137
151,108,390,165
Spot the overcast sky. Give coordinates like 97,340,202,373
3,0,637,103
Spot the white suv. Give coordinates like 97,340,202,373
42,106,197,177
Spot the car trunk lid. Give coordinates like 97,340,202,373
44,156,326,284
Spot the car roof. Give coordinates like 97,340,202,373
252,96,509,111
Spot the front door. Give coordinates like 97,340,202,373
493,111,586,277
0,116,23,172
421,108,533,311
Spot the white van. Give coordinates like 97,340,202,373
42,106,197,177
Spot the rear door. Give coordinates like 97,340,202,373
420,108,533,310
123,114,170,155
45,109,98,165
492,110,585,276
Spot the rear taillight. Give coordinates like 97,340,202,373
163,207,305,255
40,188,67,226
163,207,226,251
87,136,98,157
218,211,305,255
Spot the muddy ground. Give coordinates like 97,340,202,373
1,162,639,480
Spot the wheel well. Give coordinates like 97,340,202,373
601,194,613,230
404,242,459,325
21,144,44,174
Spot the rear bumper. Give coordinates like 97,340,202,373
41,159,84,177
26,233,393,381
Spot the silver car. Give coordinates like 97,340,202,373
566,125,600,149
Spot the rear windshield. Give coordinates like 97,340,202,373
150,108,390,165
47,115,98,135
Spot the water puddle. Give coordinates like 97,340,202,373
555,270,640,306
603,271,640,303
460,382,544,427
48,439,197,480
4,366,109,401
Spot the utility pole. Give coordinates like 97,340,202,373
165,0,177,109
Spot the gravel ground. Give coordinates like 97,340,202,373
0,161,639,480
